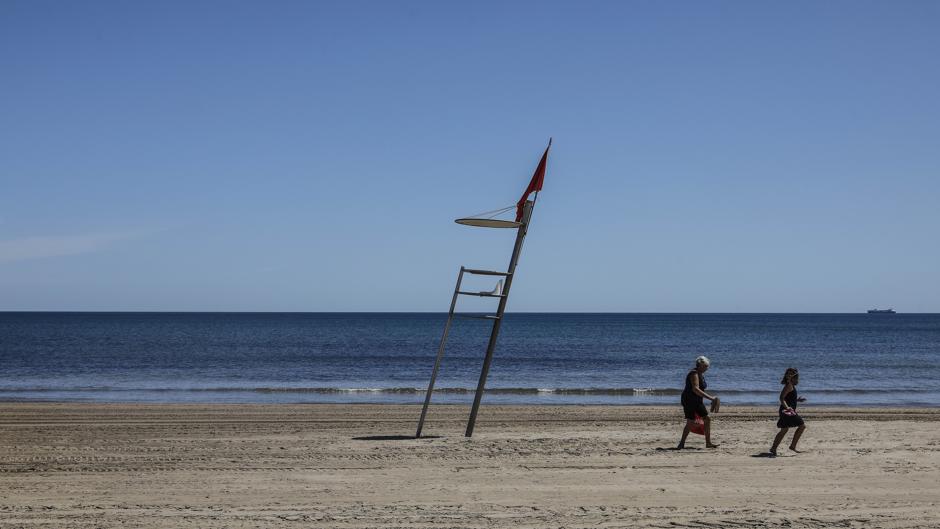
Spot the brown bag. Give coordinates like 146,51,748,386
710,397,721,413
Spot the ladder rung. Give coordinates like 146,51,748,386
455,313,501,320
463,268,511,277
457,291,507,298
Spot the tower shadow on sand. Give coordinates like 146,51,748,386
352,435,442,441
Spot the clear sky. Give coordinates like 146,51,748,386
2,1,938,312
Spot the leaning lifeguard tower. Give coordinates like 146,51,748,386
416,140,551,438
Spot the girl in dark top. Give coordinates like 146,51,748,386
677,355,720,449
770,367,807,456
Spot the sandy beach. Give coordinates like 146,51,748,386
1,403,938,528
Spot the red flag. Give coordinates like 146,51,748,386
515,140,551,222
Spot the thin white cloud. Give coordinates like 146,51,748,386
0,232,141,264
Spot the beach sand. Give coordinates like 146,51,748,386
1,404,938,528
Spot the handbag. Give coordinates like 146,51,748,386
690,414,706,435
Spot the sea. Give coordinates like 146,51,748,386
1,312,938,407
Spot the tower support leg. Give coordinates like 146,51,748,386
465,201,534,437
416,268,464,438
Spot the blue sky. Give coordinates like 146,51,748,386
2,1,938,312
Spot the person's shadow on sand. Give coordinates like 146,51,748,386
751,452,779,458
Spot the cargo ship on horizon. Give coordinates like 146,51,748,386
867,308,897,314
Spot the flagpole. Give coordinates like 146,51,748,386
464,140,549,437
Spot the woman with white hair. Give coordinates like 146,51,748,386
677,355,720,449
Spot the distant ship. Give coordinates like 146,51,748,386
867,309,896,314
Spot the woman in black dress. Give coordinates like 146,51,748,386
677,355,720,449
770,367,807,456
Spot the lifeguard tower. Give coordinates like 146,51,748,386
416,140,551,438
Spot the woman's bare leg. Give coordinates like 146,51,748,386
789,424,806,451
771,427,789,454
677,420,692,449
705,417,718,448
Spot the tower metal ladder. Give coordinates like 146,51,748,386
415,201,533,438
414,267,511,438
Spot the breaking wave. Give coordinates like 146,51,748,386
1,386,932,395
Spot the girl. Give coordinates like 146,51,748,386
770,367,807,456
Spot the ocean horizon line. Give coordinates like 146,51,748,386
2,311,937,315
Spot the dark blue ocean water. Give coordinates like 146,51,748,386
1,312,938,406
